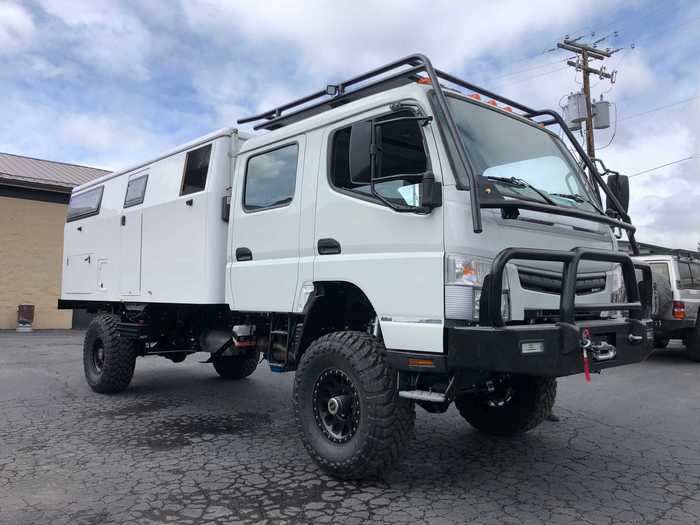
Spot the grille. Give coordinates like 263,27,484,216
518,269,606,295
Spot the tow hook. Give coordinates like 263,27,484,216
580,328,617,363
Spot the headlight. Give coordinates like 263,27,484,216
602,264,627,319
610,264,627,304
445,255,509,322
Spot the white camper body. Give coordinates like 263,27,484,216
62,129,246,305
59,54,654,480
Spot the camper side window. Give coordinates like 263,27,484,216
243,143,299,211
124,174,148,208
67,187,104,222
181,144,212,196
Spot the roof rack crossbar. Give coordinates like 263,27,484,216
238,56,426,126
248,64,426,131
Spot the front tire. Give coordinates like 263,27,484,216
83,314,137,394
293,331,415,480
212,352,260,379
455,375,556,436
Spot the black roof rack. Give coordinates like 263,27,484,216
238,55,540,131
238,53,640,254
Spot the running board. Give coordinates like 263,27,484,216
398,390,446,403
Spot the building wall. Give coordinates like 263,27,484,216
0,195,72,329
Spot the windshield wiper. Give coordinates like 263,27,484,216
486,176,558,207
550,193,604,213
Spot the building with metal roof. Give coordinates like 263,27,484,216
0,152,108,329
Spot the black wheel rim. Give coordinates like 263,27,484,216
312,368,360,443
92,341,105,374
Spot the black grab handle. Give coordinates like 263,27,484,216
236,247,252,261
317,238,341,255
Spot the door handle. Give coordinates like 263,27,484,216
236,247,253,261
185,199,193,206
121,215,126,226
317,238,341,255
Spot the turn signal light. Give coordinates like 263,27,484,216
672,301,686,320
407,358,435,368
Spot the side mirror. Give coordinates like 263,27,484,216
349,120,372,185
606,173,629,214
419,172,442,210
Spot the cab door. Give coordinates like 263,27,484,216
119,172,147,296
229,138,306,312
313,108,445,353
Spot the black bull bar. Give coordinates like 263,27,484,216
446,247,655,377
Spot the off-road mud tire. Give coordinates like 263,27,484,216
83,314,137,394
455,375,556,436
293,331,415,480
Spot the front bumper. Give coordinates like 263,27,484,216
444,247,654,378
446,318,653,377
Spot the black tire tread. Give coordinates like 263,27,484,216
83,314,136,394
455,376,556,436
293,331,415,480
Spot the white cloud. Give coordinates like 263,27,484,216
181,0,627,75
0,1,35,54
36,0,155,79
59,113,168,169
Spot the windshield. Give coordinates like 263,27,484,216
446,95,600,213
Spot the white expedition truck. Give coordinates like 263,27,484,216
59,55,654,479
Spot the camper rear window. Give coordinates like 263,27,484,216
67,187,104,222
124,174,148,207
181,144,212,196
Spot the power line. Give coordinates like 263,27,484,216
629,156,698,178
619,95,700,122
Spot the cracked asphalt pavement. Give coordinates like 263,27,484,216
1,330,700,524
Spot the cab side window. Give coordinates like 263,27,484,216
181,144,212,196
244,144,299,211
330,112,428,207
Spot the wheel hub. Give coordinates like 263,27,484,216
312,369,360,443
93,343,105,373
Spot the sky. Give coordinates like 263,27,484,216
1,0,698,249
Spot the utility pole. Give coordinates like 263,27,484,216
558,36,620,181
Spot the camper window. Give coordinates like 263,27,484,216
243,143,299,211
180,144,212,196
124,174,148,208
67,186,104,222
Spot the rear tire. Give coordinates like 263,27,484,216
83,314,137,394
212,352,260,379
293,331,415,480
455,375,556,436
684,324,700,362
653,337,670,349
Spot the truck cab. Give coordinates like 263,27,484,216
634,253,700,359
59,54,654,480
